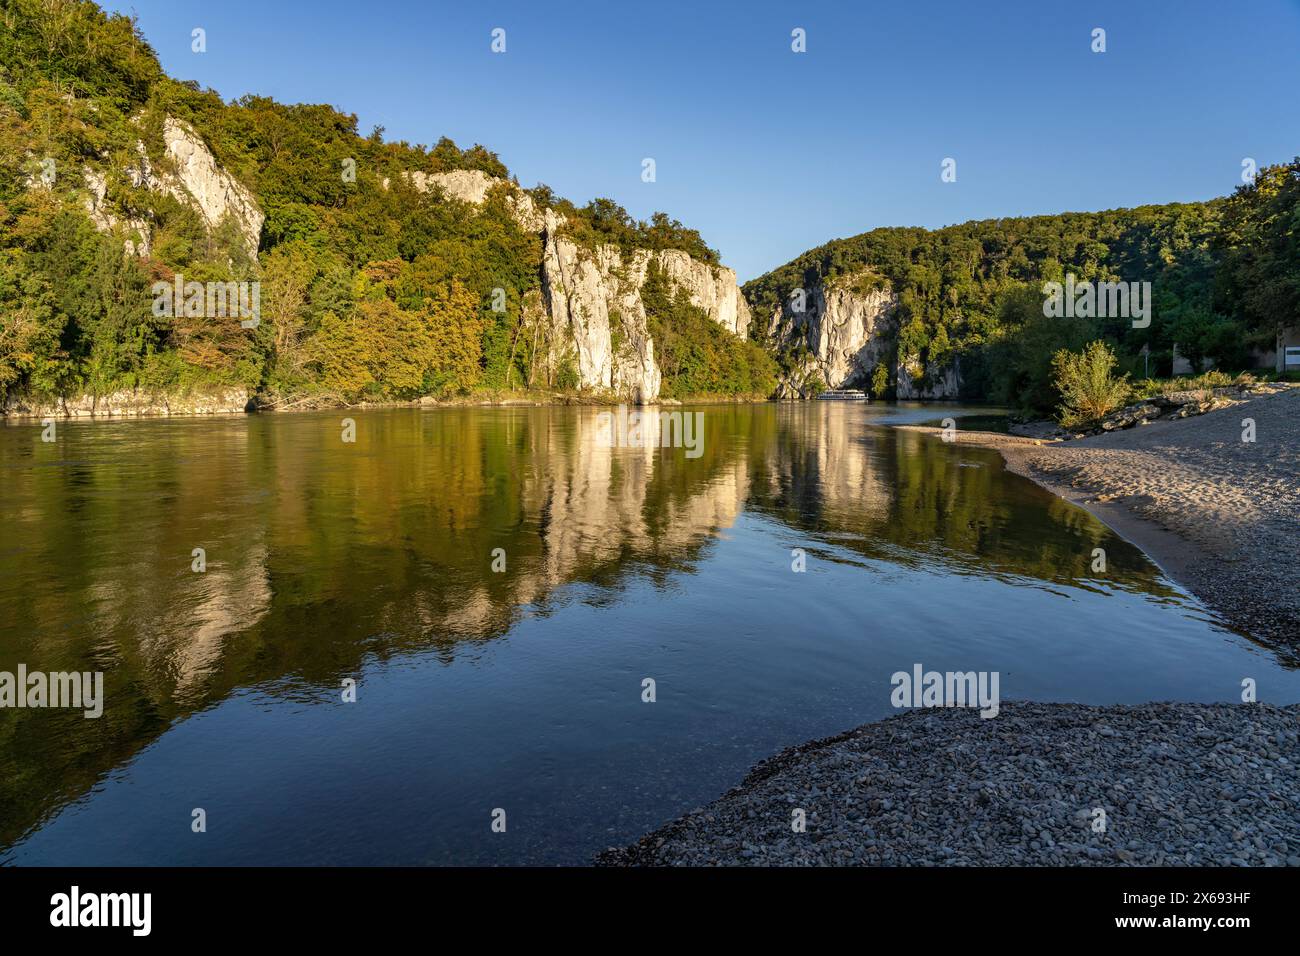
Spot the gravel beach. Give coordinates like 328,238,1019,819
597,703,1300,866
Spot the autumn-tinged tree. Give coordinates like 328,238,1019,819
260,240,317,386
423,279,485,396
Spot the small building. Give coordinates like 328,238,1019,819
1279,325,1300,373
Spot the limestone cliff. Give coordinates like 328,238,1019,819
653,250,750,339
895,358,962,400
156,118,264,260
401,169,545,232
71,136,747,407
540,237,662,403
758,271,967,400
81,117,264,262
403,171,750,403
764,274,898,395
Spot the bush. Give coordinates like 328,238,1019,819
554,355,580,391
1051,341,1130,428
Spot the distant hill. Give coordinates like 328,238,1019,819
744,174,1299,412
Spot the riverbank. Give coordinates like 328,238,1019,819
596,702,1300,866
899,384,1300,659
0,387,776,420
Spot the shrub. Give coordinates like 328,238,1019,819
554,355,580,391
1051,341,1130,428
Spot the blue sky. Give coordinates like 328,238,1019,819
102,0,1300,281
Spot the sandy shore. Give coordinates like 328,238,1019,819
900,386,1300,661
597,703,1300,866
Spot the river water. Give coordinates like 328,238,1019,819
1,402,1295,864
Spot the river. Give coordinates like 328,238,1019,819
1,402,1295,864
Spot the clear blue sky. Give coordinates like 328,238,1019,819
102,0,1300,281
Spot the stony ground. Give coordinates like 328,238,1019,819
597,703,1300,866
911,386,1300,654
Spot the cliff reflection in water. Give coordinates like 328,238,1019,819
0,403,1181,851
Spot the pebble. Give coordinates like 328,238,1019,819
596,702,1300,867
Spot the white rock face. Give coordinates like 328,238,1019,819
895,358,962,400
3,386,251,418
160,118,264,260
653,251,750,339
767,276,898,391
82,167,152,256
405,170,749,403
541,237,662,403
402,169,546,232
79,117,264,261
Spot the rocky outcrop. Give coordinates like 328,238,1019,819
401,169,545,232
404,171,750,403
79,117,264,262
896,357,961,400
158,118,263,260
765,275,897,393
82,167,152,256
75,141,743,406
539,239,756,402
541,238,662,403
653,251,750,339
2,387,252,418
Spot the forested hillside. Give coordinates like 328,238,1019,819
0,0,767,409
745,162,1300,413
3,0,1293,416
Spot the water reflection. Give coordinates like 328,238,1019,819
0,403,1284,860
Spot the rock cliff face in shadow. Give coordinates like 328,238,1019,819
754,272,963,400
765,276,897,392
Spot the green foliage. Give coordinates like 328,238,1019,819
641,260,777,398
746,165,1300,414
1129,369,1250,401
10,0,1293,415
309,262,483,402
0,0,161,109
1214,162,1300,345
1051,341,1131,428
870,362,889,399
0,0,741,408
547,196,720,265
0,250,65,397
553,354,579,391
